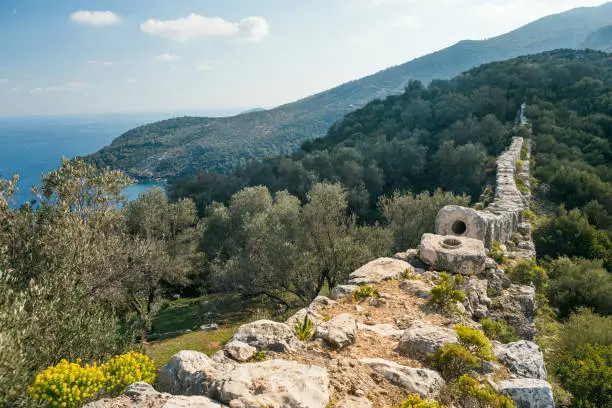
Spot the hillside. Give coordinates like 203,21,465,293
86,2,612,179
581,24,612,51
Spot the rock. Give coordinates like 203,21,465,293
489,285,537,340
357,323,403,338
157,350,219,395
419,233,487,275
398,323,458,359
310,296,337,309
354,305,364,312
484,266,511,295
285,307,323,327
348,257,413,284
399,279,433,300
207,359,329,408
200,323,218,331
336,396,373,408
330,284,360,301
211,350,233,364
230,320,300,353
517,223,531,235
393,249,428,270
462,278,492,319
499,379,555,408
224,341,256,363
494,341,547,380
359,358,445,398
315,313,357,349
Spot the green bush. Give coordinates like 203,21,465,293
457,375,516,408
398,394,444,408
250,351,267,362
430,272,465,314
294,314,313,341
507,259,548,292
454,324,494,361
490,241,507,265
428,344,477,380
353,285,380,302
480,318,519,343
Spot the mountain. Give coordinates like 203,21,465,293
581,25,612,51
86,2,612,179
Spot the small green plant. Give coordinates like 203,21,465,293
430,272,465,314
353,285,379,302
428,344,477,380
294,314,313,341
457,374,516,408
489,241,507,265
403,268,417,280
250,351,267,362
521,144,529,160
507,259,547,291
524,209,537,224
398,394,444,408
453,324,494,361
515,160,524,174
480,318,519,344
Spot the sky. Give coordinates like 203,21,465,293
0,0,608,117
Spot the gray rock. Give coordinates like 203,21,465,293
359,358,445,398
200,323,218,331
489,285,537,340
157,350,220,395
230,320,300,353
462,278,492,319
399,279,433,300
284,307,323,327
419,233,487,275
330,284,360,301
499,379,555,408
315,313,357,349
336,396,373,408
224,340,256,363
357,323,403,338
494,341,547,380
207,359,330,408
310,296,337,309
211,350,233,364
398,323,458,359
348,257,413,284
393,249,428,270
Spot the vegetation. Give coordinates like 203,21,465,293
428,344,477,380
456,375,516,408
431,272,466,314
489,241,507,265
453,324,494,361
353,285,380,302
294,315,314,341
397,394,444,408
480,318,519,344
506,259,548,292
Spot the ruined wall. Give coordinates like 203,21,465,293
435,137,530,249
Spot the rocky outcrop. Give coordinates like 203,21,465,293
494,341,547,380
230,320,300,353
285,307,323,327
393,249,428,270
330,284,360,301
358,323,403,338
499,379,555,408
489,285,536,340
223,341,256,363
157,350,220,396
315,313,358,349
398,322,458,359
360,358,446,398
419,233,487,275
348,257,413,284
399,279,433,300
462,278,492,319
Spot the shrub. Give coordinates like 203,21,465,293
250,351,267,362
480,318,518,343
524,209,537,224
398,394,444,408
29,359,106,408
428,344,477,380
102,351,155,395
489,241,507,265
430,272,465,314
506,259,548,291
353,285,379,302
453,324,494,361
403,268,417,280
294,315,313,341
457,375,516,408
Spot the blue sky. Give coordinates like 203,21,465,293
0,0,607,116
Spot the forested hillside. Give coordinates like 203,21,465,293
86,3,612,179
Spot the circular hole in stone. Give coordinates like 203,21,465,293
452,220,467,235
441,238,463,249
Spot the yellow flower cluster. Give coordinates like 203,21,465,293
29,359,105,408
29,352,156,407
102,351,156,394
398,394,444,408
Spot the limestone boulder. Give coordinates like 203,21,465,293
494,341,547,380
398,323,458,359
330,284,360,301
489,285,536,340
419,233,487,275
230,320,300,353
360,358,445,399
358,323,403,339
393,249,428,270
336,396,373,408
207,359,330,408
285,307,323,327
399,279,433,300
310,296,337,310
435,205,490,243
499,379,554,408
348,257,413,284
223,341,256,363
157,350,220,395
315,313,357,349
462,278,492,319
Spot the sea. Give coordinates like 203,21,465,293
0,109,242,204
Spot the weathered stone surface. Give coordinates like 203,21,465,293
310,296,338,309
419,233,487,275
359,358,445,398
494,341,547,380
399,279,433,300
490,285,536,340
315,313,357,349
207,359,330,408
436,205,492,243
223,341,256,363
211,350,233,364
336,396,373,408
157,351,219,396
285,307,323,327
499,379,554,408
348,257,413,284
330,284,360,301
357,323,403,338
398,323,458,359
462,278,492,319
230,320,300,353
393,249,428,269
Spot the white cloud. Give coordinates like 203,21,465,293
140,13,270,42
155,53,179,62
0,78,8,83
30,82,87,94
88,60,115,66
70,10,121,26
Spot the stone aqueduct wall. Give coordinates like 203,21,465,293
435,136,530,248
